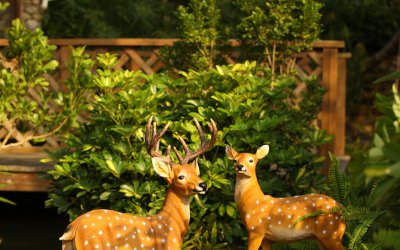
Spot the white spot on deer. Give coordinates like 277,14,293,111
322,230,327,234
95,244,99,249
116,216,120,221
141,243,144,248
123,226,127,231
158,225,162,229
125,244,129,248
91,223,95,227
142,221,146,226
169,227,173,231
84,240,88,246
315,221,319,224
312,203,316,207
306,225,309,229
173,238,177,243
288,215,292,219
132,234,136,239
278,221,282,225
256,200,260,204
259,219,262,224
129,219,133,224
330,221,333,225
109,222,112,227
293,206,297,210
278,208,282,212
269,224,272,228
98,216,102,220
261,208,265,212
83,224,88,229
85,214,90,217
98,230,103,235
267,216,271,220
271,200,275,204
117,233,121,238
106,243,110,247
286,200,290,204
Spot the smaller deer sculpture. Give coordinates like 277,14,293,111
60,116,218,250
226,145,346,250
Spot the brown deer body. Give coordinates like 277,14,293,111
226,145,346,250
60,117,218,250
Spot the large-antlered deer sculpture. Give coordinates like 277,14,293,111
60,116,218,250
226,145,346,250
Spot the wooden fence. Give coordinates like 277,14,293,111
0,39,350,191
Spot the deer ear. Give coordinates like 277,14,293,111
226,145,238,160
191,158,200,176
256,145,269,159
152,157,174,182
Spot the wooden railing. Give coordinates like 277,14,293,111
0,39,350,191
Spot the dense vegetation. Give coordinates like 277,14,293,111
1,0,399,248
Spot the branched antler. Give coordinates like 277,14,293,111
145,116,171,161
173,118,218,164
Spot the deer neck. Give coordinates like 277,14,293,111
157,187,191,239
235,175,265,214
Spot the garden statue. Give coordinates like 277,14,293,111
59,116,218,250
226,145,346,250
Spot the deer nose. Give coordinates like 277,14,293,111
237,164,244,171
199,182,207,191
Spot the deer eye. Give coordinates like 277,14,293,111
178,175,185,180
249,159,254,163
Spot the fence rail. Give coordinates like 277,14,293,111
0,39,350,191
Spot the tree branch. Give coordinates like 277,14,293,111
367,30,400,70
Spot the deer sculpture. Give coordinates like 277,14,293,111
226,145,346,250
60,116,218,250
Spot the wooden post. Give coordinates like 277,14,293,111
320,47,339,165
60,45,71,82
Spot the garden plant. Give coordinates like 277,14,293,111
0,0,397,249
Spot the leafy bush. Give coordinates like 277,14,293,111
161,0,322,72
347,72,400,249
47,48,329,248
0,19,84,149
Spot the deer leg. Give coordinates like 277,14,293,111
61,241,75,250
261,238,272,250
247,232,264,250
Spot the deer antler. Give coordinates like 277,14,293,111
145,116,171,161
173,118,218,165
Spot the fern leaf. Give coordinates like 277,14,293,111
293,210,327,226
348,211,384,250
328,153,349,206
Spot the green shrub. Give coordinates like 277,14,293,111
0,19,85,149
347,72,400,249
161,0,322,73
47,49,329,247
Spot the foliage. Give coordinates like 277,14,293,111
347,72,400,249
47,47,328,247
320,0,400,109
236,0,322,68
42,0,183,38
0,20,55,147
284,154,392,250
160,0,224,72
161,0,322,73
0,19,86,149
